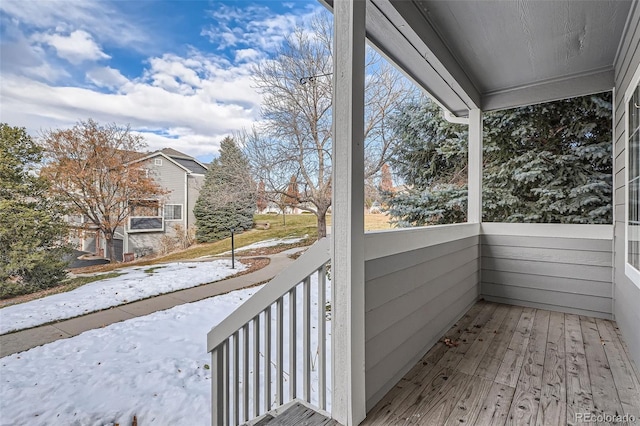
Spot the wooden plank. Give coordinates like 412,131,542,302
535,311,567,426
408,371,473,425
443,374,494,425
475,304,524,381
595,318,640,420
363,301,486,424
365,303,496,425
366,366,458,425
482,295,612,321
457,304,510,375
612,320,640,381
580,316,624,419
386,304,497,423
495,307,536,387
506,309,550,425
475,381,516,426
565,314,596,425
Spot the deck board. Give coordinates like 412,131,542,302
505,309,549,425
362,301,640,426
535,311,566,426
580,315,624,419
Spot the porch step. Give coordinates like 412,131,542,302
244,403,338,426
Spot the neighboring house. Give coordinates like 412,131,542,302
207,2,640,426
70,148,207,260
123,148,207,258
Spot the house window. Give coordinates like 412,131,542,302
128,200,163,232
626,66,640,284
164,204,183,221
155,158,162,166
129,200,160,217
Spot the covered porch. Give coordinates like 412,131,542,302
207,0,640,425
328,0,640,424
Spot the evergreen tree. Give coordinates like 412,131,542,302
384,92,612,225
0,124,69,298
383,98,468,226
194,137,256,242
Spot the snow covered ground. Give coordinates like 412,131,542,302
215,236,307,256
0,280,332,425
0,259,245,335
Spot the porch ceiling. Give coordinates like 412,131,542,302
328,0,633,116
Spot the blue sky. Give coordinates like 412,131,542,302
0,0,325,162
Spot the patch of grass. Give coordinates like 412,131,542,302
143,266,165,275
157,213,319,263
66,213,394,275
62,273,124,291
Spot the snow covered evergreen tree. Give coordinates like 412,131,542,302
194,137,256,242
384,92,612,225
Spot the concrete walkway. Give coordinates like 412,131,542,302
0,251,298,358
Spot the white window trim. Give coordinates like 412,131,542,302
163,204,183,221
154,158,162,166
624,63,640,286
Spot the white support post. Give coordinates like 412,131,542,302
468,108,483,223
332,0,367,424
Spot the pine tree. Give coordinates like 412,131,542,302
384,92,612,225
1,124,69,298
194,137,256,242
383,98,469,226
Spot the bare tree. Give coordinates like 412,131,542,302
244,13,414,238
41,119,165,261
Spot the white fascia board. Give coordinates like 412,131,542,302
128,152,191,173
384,0,480,110
482,67,614,112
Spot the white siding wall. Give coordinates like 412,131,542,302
613,1,640,370
481,224,613,319
363,224,481,410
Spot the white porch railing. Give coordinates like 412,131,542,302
207,238,331,426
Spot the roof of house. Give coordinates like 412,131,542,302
157,148,208,175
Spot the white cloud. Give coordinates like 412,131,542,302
86,66,129,89
201,3,322,53
0,0,148,49
0,1,323,160
0,47,263,160
235,48,262,63
37,30,110,64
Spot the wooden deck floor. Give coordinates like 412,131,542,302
362,301,640,425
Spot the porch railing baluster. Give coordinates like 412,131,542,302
207,239,331,426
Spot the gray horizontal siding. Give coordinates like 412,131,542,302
613,0,640,372
481,234,613,319
364,236,480,410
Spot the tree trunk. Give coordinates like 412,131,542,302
105,231,117,262
317,210,328,238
